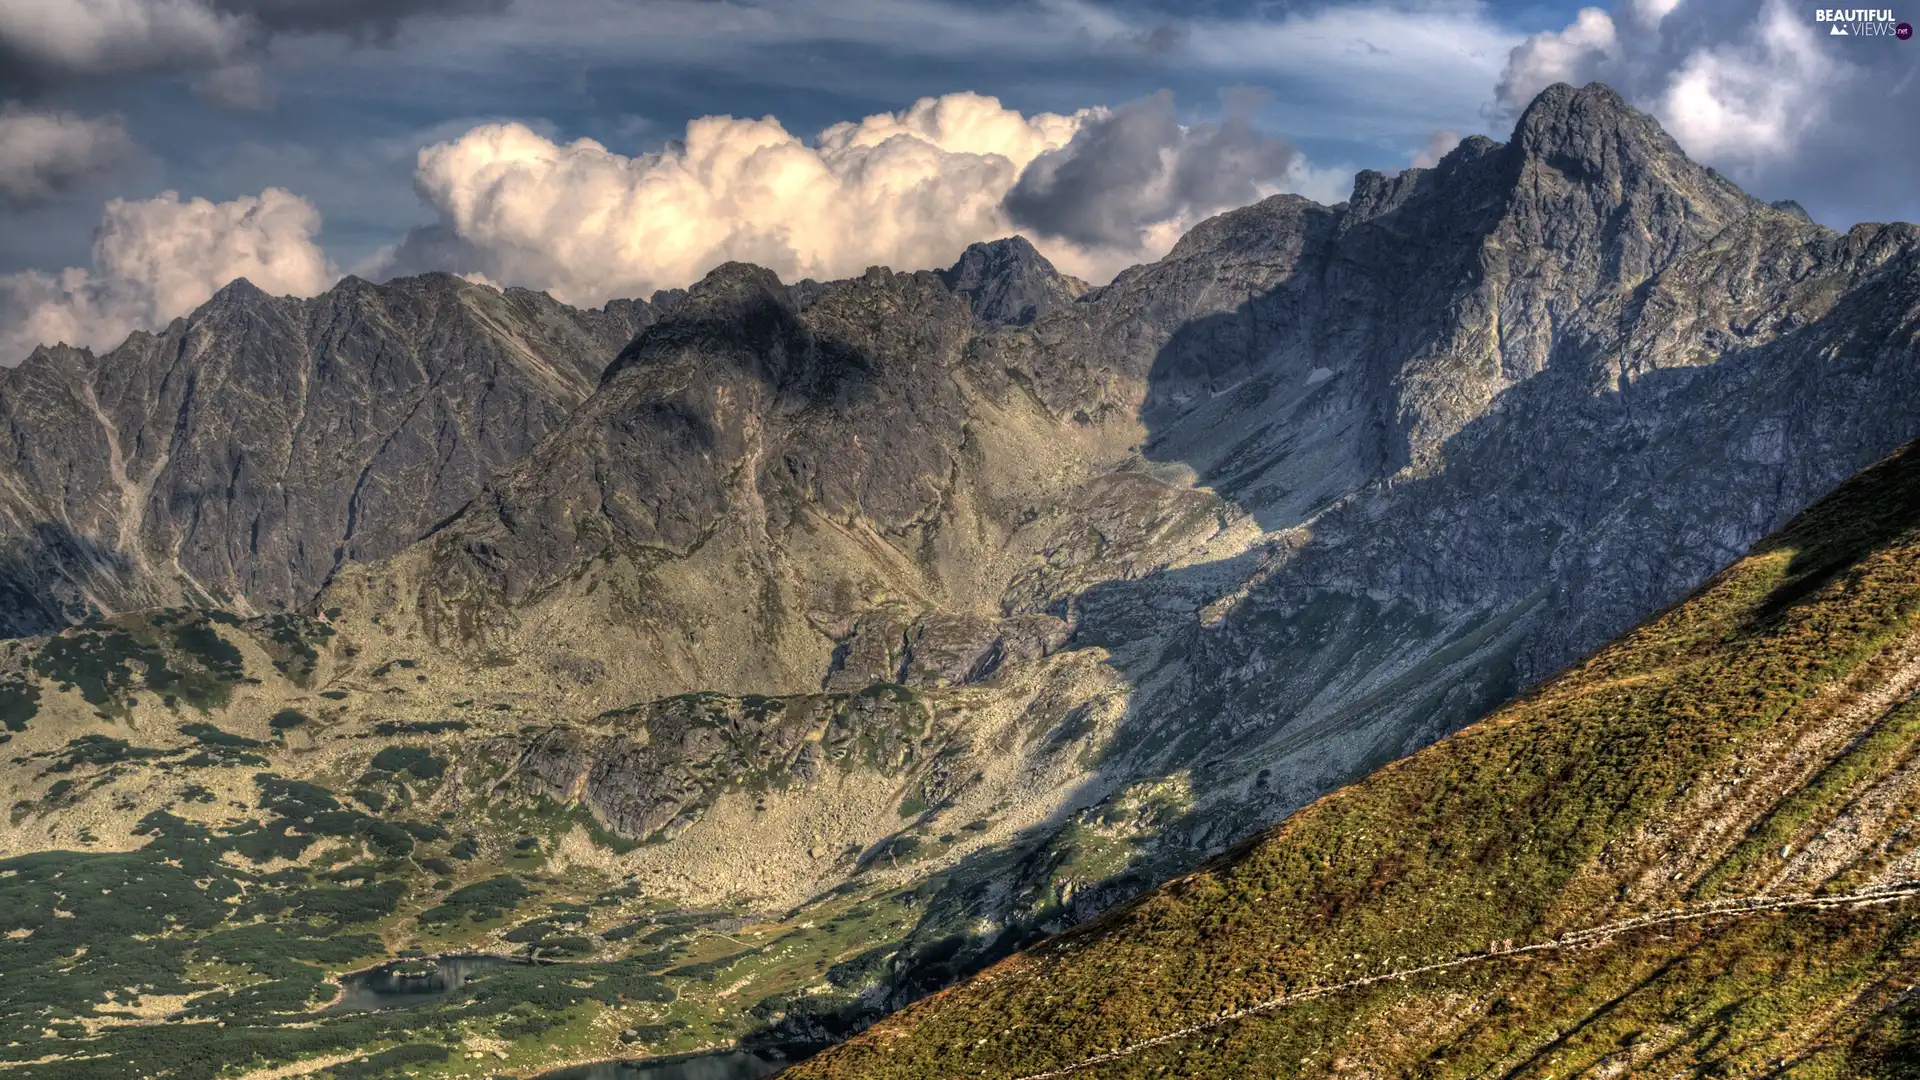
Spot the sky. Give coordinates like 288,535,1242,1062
1,0,1916,363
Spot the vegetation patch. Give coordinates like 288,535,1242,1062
254,613,335,686
178,723,270,767
43,733,174,774
324,1043,451,1079
371,719,469,736
781,441,1920,1080
0,674,40,731
369,745,446,780
418,875,532,924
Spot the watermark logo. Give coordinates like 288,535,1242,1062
1815,7,1908,35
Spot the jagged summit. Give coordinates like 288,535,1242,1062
205,276,271,302
1512,81,1664,155
684,259,789,297
1510,82,1755,214
938,235,1085,326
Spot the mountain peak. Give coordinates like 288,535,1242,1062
689,260,788,300
1511,81,1701,184
1496,81,1761,283
938,235,1082,325
946,235,1043,270
206,276,270,305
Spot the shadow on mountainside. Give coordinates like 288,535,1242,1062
0,523,136,638
736,187,1920,1051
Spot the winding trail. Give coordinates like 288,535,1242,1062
1009,878,1920,1080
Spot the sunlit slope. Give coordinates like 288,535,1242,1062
784,440,1920,1078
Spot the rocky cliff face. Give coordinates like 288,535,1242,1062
316,254,1130,702
0,273,655,637
947,82,1920,843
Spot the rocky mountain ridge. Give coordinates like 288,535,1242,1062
0,273,659,637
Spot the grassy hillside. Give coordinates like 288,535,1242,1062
782,441,1920,1079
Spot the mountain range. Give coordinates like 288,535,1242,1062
0,82,1916,1079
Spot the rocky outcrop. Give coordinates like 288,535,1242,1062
936,236,1087,326
495,687,938,842
322,253,1134,702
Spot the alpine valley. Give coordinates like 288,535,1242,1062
1,82,1917,1079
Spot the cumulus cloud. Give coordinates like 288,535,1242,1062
377,90,1330,303
374,92,1078,304
1004,90,1299,253
0,187,338,363
1654,1,1837,162
0,103,132,204
1492,0,1914,226
1494,7,1620,112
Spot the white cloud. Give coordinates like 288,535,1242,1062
381,93,1076,304
380,91,1354,301
0,187,338,364
1629,0,1682,26
0,103,132,204
819,92,1083,168
1655,0,1835,162
1491,0,1901,223
1494,7,1619,112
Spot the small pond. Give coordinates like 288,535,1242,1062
327,954,522,1012
533,1049,792,1080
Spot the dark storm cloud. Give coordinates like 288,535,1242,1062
0,0,245,94
212,0,512,42
0,0,513,94
1003,89,1297,250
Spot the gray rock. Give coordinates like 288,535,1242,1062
0,273,653,636
937,236,1087,326
498,688,935,841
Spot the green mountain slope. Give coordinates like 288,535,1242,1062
783,440,1920,1078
